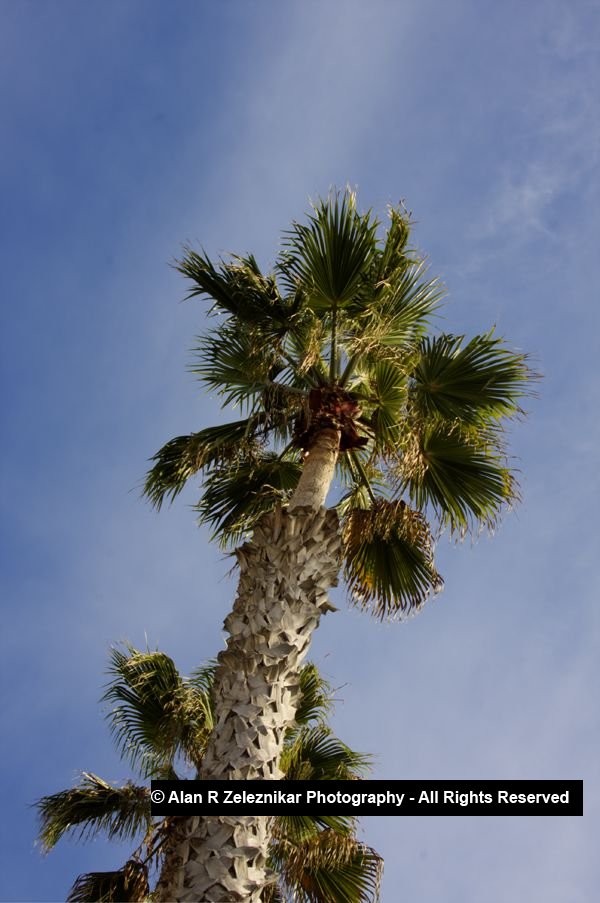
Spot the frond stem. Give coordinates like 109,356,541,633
329,303,338,383
276,439,297,461
349,451,377,504
339,352,359,387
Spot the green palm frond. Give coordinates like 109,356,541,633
335,451,386,518
373,262,443,344
275,813,357,844
187,660,218,702
282,725,371,782
361,360,407,449
341,263,442,382
176,249,299,334
372,204,412,284
191,321,287,410
342,500,443,618
284,311,329,384
197,452,302,547
103,647,213,775
270,830,383,903
66,859,149,903
412,332,534,424
293,663,333,726
143,418,267,510
401,423,518,532
37,643,383,903
36,774,150,851
281,190,379,310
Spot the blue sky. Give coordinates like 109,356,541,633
1,0,598,899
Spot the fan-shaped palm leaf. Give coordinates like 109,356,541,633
280,191,379,311
412,332,532,424
103,647,213,775
37,774,150,851
293,662,333,726
401,423,517,532
281,725,371,782
269,830,382,903
342,499,443,618
343,263,442,379
176,249,299,335
191,321,288,411
197,452,302,546
144,418,267,510
66,859,149,903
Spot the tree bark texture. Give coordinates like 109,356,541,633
158,500,342,901
289,427,340,511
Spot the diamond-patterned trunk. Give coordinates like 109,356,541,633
157,430,341,901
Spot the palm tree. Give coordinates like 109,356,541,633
37,645,382,902
143,190,535,899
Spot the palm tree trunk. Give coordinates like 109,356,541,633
158,429,341,902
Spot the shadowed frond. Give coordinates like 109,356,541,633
187,660,218,701
281,725,371,782
341,262,442,383
270,830,383,903
401,424,518,533
191,322,287,410
36,774,150,851
274,813,357,845
412,332,534,424
66,859,149,903
361,360,407,450
37,642,383,903
342,500,443,618
281,191,379,309
143,418,267,510
197,453,302,547
176,249,299,333
103,647,213,775
294,663,333,725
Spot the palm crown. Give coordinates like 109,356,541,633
144,190,534,617
37,646,382,902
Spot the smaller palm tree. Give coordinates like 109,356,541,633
36,646,382,902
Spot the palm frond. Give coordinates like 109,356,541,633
401,423,518,533
372,203,412,284
293,663,333,726
197,452,302,547
67,859,149,903
412,332,534,424
281,726,371,782
284,311,329,384
342,500,443,619
143,418,267,510
274,813,357,844
361,360,407,450
280,190,379,310
191,322,286,410
374,262,443,343
271,830,383,903
187,660,217,701
342,263,442,381
36,774,150,851
103,647,212,775
176,249,298,333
